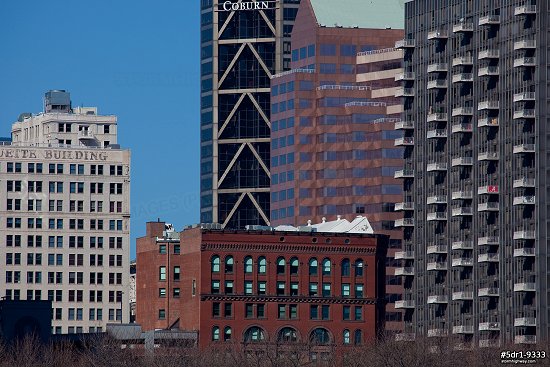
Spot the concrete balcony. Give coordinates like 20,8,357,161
479,322,500,331
78,130,96,140
394,251,415,260
514,5,537,16
395,120,414,130
478,185,499,195
395,87,415,97
515,335,537,344
427,79,448,89
452,56,474,66
427,195,447,204
452,207,473,216
452,257,474,267
427,295,448,304
427,63,448,73
513,144,535,154
478,287,499,297
427,212,448,221
513,109,536,119
514,57,536,68
394,300,415,309
394,169,414,179
395,72,415,81
451,157,473,167
453,22,474,33
513,92,536,102
452,190,473,200
452,107,474,117
452,240,473,250
513,230,536,240
394,267,414,276
427,329,448,337
479,15,500,25
478,49,499,59
395,39,415,49
453,325,475,334
478,236,499,246
452,73,473,83
427,112,447,122
452,291,474,301
514,40,536,50
427,245,448,254
513,195,535,206
394,218,414,227
513,178,535,188
514,318,536,327
478,117,499,127
479,339,501,348
513,247,536,257
395,137,414,146
478,151,499,161
478,66,499,77
426,163,447,171
478,101,499,110
427,262,448,271
427,30,448,40
426,129,448,139
451,123,473,134
478,253,500,263
395,202,414,211
514,282,536,292
478,202,499,212
395,333,416,341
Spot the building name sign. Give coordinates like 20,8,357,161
219,1,275,11
0,148,109,161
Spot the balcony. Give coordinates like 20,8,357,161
395,39,415,49
479,322,500,331
513,109,536,119
452,240,473,250
426,162,447,171
427,329,448,337
452,291,473,301
395,333,416,341
427,30,448,40
427,79,448,89
78,130,96,140
479,339,501,348
394,218,414,227
514,40,536,50
478,236,499,246
515,335,537,344
478,185,499,195
452,257,474,267
513,196,535,205
427,245,448,254
479,15,500,25
479,287,499,297
514,5,537,16
426,129,448,139
394,267,414,276
514,57,536,68
452,73,473,84
452,56,474,67
427,112,447,122
513,144,535,154
478,49,499,59
514,318,536,327
394,169,414,179
478,117,499,127
514,282,536,292
478,151,499,161
427,195,447,204
395,72,415,81
452,207,473,216
395,87,415,98
395,137,414,146
394,251,415,260
478,253,500,263
451,157,473,167
394,300,415,309
513,178,535,188
427,63,448,73
427,295,448,304
478,202,499,212
427,262,448,271
395,120,414,130
452,107,474,117
513,92,536,102
427,212,448,221
395,202,414,211
453,325,475,335
451,123,473,134
513,247,536,257
513,230,535,240
453,22,474,33
478,66,499,77
478,101,499,110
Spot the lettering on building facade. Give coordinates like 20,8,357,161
220,1,274,11
0,148,109,161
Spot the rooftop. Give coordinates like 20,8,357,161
309,0,405,29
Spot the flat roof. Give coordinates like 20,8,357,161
310,0,405,29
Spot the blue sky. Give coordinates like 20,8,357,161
0,0,200,258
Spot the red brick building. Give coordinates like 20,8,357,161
136,220,387,358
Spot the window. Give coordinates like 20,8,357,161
355,284,364,298
159,288,166,297
277,257,285,274
277,281,285,296
258,282,266,295
244,326,265,342
174,266,180,281
225,280,234,294
224,327,232,341
278,327,298,342
320,44,336,56
225,256,233,273
310,328,331,345
322,258,331,275
321,305,330,320
244,256,253,273
354,330,362,345
290,282,299,296
244,281,253,295
258,256,267,274
343,330,350,345
309,258,318,275
355,259,364,276
290,257,299,275
278,304,286,319
211,255,220,272
224,303,232,317
322,283,331,297
159,266,166,281
212,303,220,317
342,284,351,297
211,281,220,294
212,327,220,341
354,306,363,321
343,306,351,320
341,259,350,276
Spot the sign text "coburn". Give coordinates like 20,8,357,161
220,1,273,11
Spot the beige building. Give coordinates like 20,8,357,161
1,90,130,334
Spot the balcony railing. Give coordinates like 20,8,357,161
427,63,448,73
478,101,499,110
452,207,473,216
395,333,416,341
427,112,448,122
452,56,474,66
478,185,499,195
478,117,499,127
451,123,473,134
395,137,415,146
452,257,474,267
427,79,448,89
513,57,536,68
452,73,473,83
514,5,537,16
452,107,474,116
426,163,448,171
514,317,536,327
478,253,500,262
395,120,414,130
395,39,415,48
513,109,536,119
395,87,415,97
451,190,473,199
427,30,448,40
513,247,536,257
513,178,535,188
515,335,537,344
478,151,499,161
451,240,473,250
478,66,499,77
513,92,536,102
452,291,474,300
427,195,447,204
395,202,414,211
479,15,500,25
394,267,415,276
394,250,415,260
451,157,473,166
427,295,448,304
394,300,416,309
479,322,500,331
426,245,448,254
513,144,535,154
513,195,536,205
514,40,536,50
426,129,448,139
478,236,499,246
427,262,448,271
513,230,536,240
478,49,499,59
427,212,448,221
453,22,474,33
478,202,500,212
394,169,414,179
395,72,416,81
513,282,536,292
478,287,499,297
427,329,448,337
394,218,414,227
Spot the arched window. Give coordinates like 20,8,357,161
225,256,234,273
244,256,253,273
212,326,220,341
211,255,220,273
290,257,299,275
341,259,350,276
322,258,331,275
355,259,364,277
309,258,318,275
244,326,265,342
354,330,362,345
278,327,298,342
343,329,350,345
310,328,331,345
258,256,267,274
224,326,232,341
277,257,286,274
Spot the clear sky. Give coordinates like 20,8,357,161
0,0,200,259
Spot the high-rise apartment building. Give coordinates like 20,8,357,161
199,0,300,228
1,90,131,334
395,0,548,346
269,0,405,332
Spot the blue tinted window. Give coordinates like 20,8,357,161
272,103,279,114
292,49,299,61
272,139,278,150
279,83,287,94
287,136,294,146
287,153,294,163
288,206,295,217
320,44,336,56
279,101,287,112
287,171,294,180
287,99,295,110
300,117,312,126
272,85,279,96
300,153,312,162
279,119,287,130
272,120,279,132
320,63,337,74
299,99,312,108
382,185,402,195
201,128,212,142
287,81,294,92
201,78,212,92
308,44,315,57
360,45,374,52
272,174,279,184
279,171,286,183
299,80,314,91
341,64,355,74
201,95,212,108
287,117,295,127
300,47,307,59
201,62,212,76
272,156,279,167
340,45,357,56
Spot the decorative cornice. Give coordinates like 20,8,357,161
200,294,380,304
200,243,377,254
